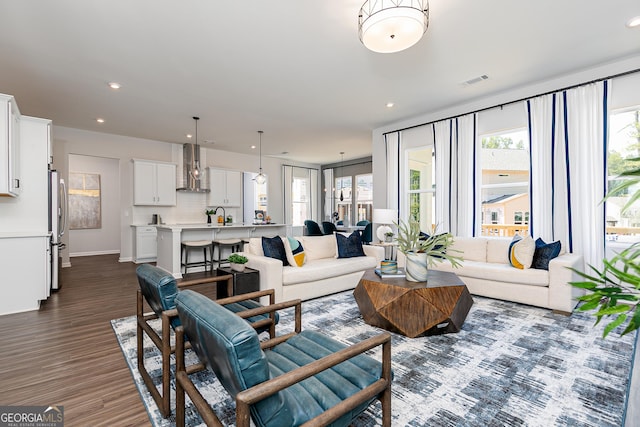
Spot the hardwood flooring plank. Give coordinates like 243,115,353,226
0,255,151,426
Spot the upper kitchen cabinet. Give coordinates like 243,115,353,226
133,159,177,206
0,94,21,197
208,167,241,207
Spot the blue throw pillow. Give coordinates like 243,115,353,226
336,231,366,258
531,238,562,270
262,236,289,266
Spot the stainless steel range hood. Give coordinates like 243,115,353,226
176,143,210,193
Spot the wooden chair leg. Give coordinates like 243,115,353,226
161,312,171,417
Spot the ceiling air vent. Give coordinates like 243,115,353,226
461,74,489,87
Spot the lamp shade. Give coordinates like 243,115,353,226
359,0,429,53
373,208,397,242
373,208,397,225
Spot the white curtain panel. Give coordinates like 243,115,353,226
385,132,400,214
323,168,333,221
433,121,452,232
527,81,608,268
564,81,609,269
527,95,556,242
454,114,478,237
527,94,570,246
282,165,294,225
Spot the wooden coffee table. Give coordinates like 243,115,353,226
354,269,473,338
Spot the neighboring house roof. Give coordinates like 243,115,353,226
482,193,527,205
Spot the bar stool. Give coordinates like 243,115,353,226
181,240,214,274
212,238,243,267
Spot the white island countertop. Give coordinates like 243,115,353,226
156,223,285,231
155,223,288,278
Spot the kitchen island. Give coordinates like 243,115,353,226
156,223,287,278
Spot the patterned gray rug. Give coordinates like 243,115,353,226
111,291,637,426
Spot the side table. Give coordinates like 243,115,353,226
216,266,260,298
371,241,398,260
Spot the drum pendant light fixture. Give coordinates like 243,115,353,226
358,0,429,53
255,131,266,184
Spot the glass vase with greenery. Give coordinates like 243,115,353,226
395,219,463,268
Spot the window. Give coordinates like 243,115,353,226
355,174,373,222
480,129,530,237
407,147,435,231
335,175,352,224
291,176,309,226
284,166,318,227
606,108,640,245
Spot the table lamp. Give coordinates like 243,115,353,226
372,208,397,242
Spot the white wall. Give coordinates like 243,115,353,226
372,55,640,209
68,154,120,256
52,126,319,265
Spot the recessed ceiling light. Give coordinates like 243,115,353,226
386,102,395,108
186,133,193,139
626,16,640,28
108,82,121,90
251,145,256,149
96,118,105,123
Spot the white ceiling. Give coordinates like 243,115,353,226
0,1,639,165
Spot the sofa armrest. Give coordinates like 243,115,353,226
548,253,585,313
363,245,385,265
240,252,285,303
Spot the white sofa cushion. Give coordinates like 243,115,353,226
434,260,549,286
282,256,377,286
486,238,511,264
300,235,337,261
247,237,264,256
450,237,488,262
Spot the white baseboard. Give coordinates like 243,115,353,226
70,250,120,257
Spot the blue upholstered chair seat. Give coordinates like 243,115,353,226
266,331,382,426
222,299,280,329
175,290,391,427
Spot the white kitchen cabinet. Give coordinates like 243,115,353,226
0,94,21,197
133,225,157,262
207,167,242,207
0,234,49,315
133,159,177,206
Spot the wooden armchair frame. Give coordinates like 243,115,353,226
174,298,392,427
136,274,281,418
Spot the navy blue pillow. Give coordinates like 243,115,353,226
531,238,561,270
262,236,289,266
336,231,366,258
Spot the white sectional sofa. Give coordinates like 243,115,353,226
240,235,384,303
401,236,585,313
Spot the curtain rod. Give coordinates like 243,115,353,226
383,67,640,136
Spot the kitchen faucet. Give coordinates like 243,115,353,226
213,206,226,226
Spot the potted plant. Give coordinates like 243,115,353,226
570,160,640,338
395,219,462,282
384,231,394,243
228,253,248,272
205,209,214,224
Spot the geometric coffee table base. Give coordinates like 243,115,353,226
354,270,474,338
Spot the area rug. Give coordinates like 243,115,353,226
112,292,637,426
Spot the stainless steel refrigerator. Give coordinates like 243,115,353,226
49,170,66,290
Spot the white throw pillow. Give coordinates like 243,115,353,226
508,235,535,269
300,235,337,261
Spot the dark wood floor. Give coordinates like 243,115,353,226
0,255,160,426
